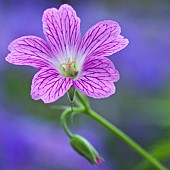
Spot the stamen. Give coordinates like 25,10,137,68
60,57,78,79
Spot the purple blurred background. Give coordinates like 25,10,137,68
0,0,170,169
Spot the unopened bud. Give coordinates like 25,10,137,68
70,134,103,166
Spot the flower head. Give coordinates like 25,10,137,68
6,4,129,103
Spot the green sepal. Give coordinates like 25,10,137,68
70,134,103,166
67,86,76,103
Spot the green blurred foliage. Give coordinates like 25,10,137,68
3,68,69,123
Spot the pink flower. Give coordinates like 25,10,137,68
6,4,129,103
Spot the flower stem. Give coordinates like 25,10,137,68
61,107,84,138
62,91,167,169
75,91,89,110
61,109,73,138
86,109,167,170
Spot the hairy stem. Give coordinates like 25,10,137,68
86,109,167,170
61,107,83,138
60,91,167,170
61,109,73,138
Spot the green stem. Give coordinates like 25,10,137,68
61,108,84,138
75,91,89,110
86,109,167,170
61,109,73,138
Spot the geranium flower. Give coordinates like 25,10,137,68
6,4,129,103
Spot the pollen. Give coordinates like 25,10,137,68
60,57,78,79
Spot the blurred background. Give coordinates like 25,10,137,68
0,0,170,169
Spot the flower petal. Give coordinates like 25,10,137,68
78,20,129,58
73,56,119,98
6,36,52,69
31,68,73,103
42,4,80,56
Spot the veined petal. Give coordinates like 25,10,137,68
73,56,119,98
78,20,129,59
31,68,73,103
6,36,52,69
42,4,81,61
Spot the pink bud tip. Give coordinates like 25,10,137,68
96,157,102,166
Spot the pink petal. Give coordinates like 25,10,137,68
73,56,119,98
6,36,52,69
42,4,80,55
31,68,73,103
79,20,129,58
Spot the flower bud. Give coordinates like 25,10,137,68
70,134,103,166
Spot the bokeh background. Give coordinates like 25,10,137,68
0,0,170,170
